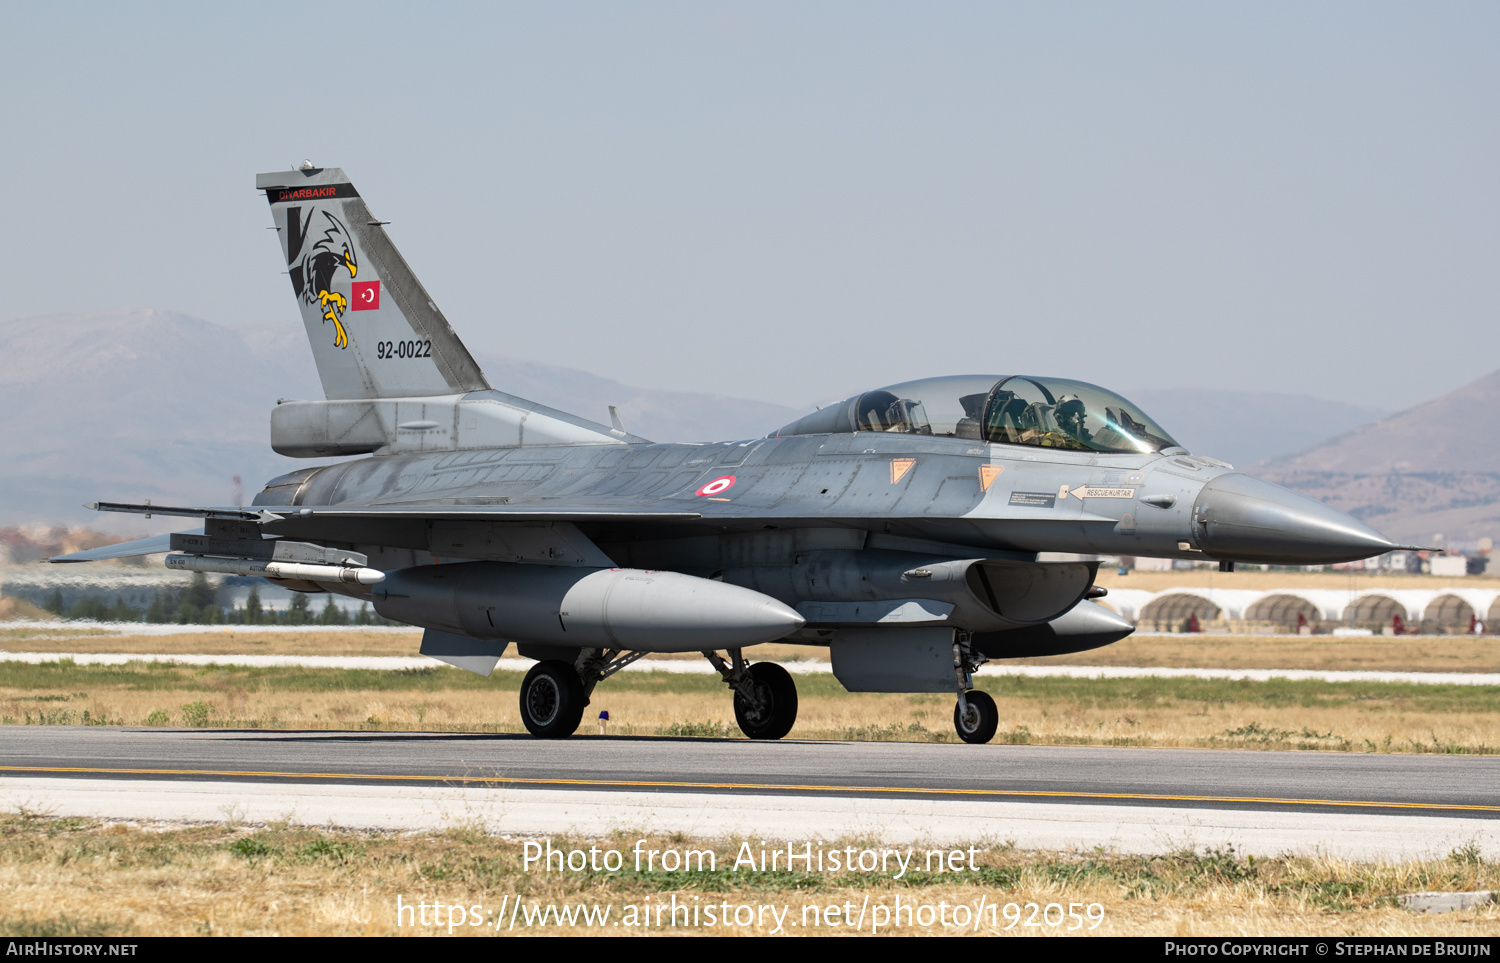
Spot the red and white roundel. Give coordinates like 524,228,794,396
695,474,737,497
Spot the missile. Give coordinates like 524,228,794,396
165,553,385,584
372,562,805,652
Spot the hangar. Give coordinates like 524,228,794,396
1098,586,1500,634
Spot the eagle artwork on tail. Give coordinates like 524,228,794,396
285,207,359,348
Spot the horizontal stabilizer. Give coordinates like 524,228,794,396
280,507,703,521
50,532,180,563
87,502,269,521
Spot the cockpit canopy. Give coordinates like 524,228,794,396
772,375,1181,455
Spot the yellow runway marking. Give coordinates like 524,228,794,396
1,765,1496,814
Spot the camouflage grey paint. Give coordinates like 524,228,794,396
60,166,1403,678
248,424,1395,643
252,431,1218,560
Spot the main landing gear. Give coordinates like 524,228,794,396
704,648,799,740
518,648,647,738
952,633,997,744
519,648,799,740
516,643,991,745
518,661,585,738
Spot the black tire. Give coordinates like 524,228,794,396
733,662,798,740
954,690,998,744
519,660,586,738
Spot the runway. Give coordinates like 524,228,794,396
4,728,1500,859
5,727,1498,815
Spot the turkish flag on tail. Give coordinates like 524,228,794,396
351,280,380,311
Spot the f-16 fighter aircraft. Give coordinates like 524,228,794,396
55,165,1405,743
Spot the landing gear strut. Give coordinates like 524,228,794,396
704,648,798,740
952,633,997,744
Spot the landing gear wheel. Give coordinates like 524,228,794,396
954,690,998,744
519,660,586,738
733,662,798,740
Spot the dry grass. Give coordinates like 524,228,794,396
4,626,1496,675
65,687,1496,752
9,625,1489,671
1013,633,1500,673
0,628,425,656
0,629,829,665
3,662,1499,752
0,813,1496,936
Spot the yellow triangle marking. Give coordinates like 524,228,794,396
978,464,1003,491
890,458,916,484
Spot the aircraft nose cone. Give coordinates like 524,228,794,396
1194,472,1396,565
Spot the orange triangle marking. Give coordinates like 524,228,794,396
890,458,916,484
978,463,1003,491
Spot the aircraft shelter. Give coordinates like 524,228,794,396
1101,586,1500,634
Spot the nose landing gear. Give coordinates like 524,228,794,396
954,689,998,744
952,633,997,744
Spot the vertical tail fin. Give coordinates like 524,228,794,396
257,166,490,401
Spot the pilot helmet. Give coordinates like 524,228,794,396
1055,394,1086,419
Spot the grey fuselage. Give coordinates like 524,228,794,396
258,431,1195,558
254,426,1388,629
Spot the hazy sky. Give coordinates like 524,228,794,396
1,2,1494,411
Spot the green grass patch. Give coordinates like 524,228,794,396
3,661,1499,714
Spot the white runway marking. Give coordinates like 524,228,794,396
1,776,1495,861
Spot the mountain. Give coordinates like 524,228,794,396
1125,388,1386,469
1250,370,1500,545
0,308,804,529
467,352,805,447
9,306,1490,544
0,308,314,529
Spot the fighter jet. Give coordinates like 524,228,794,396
54,165,1405,743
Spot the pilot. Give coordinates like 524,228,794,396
1055,394,1092,446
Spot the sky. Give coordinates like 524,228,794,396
0,2,1494,412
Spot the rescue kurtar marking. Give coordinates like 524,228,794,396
1059,485,1137,500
